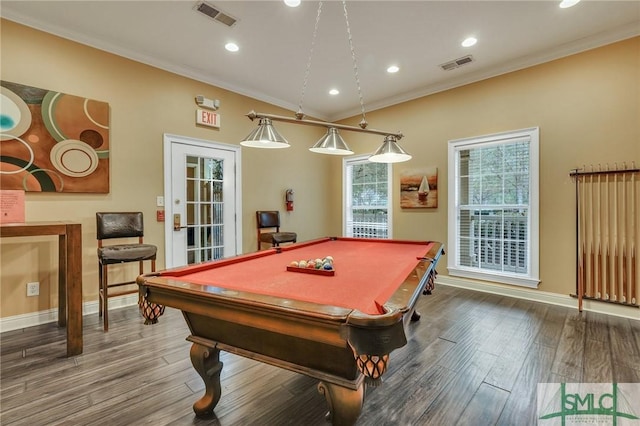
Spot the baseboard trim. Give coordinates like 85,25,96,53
0,294,139,333
437,276,639,321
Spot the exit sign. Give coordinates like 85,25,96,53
196,109,220,128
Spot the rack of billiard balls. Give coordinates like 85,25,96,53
286,256,335,276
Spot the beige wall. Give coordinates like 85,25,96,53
1,20,638,320
333,36,640,298
0,20,330,317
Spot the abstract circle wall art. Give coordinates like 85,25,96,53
0,80,110,193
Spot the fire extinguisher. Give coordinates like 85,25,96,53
285,189,294,211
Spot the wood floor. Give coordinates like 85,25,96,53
1,285,639,426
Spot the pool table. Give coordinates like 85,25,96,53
137,237,443,425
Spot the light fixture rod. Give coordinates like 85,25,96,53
246,111,403,140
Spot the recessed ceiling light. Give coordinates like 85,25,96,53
329,89,340,95
387,65,400,73
559,0,580,8
461,37,477,47
225,42,239,52
284,0,301,6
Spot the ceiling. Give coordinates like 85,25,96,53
2,1,639,122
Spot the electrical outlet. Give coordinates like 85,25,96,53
26,281,39,297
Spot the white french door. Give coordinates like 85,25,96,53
163,134,242,268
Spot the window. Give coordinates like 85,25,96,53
343,155,392,238
448,127,539,288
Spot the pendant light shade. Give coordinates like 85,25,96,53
240,118,290,149
309,128,354,155
369,135,412,163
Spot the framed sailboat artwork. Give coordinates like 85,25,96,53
400,167,438,208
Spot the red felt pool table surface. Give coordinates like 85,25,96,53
158,237,436,315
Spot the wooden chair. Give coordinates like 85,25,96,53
96,212,157,331
256,211,297,250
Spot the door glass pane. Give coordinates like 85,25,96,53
185,155,225,264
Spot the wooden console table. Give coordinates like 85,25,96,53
0,222,83,356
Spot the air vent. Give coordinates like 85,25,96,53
439,55,474,71
195,1,238,27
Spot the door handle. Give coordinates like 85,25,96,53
173,214,187,231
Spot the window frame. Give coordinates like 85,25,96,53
342,154,393,239
447,127,540,288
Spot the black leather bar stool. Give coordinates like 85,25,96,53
96,212,157,331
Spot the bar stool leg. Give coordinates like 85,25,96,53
98,261,103,317
102,264,109,332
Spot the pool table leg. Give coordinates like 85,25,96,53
317,381,364,426
190,342,223,417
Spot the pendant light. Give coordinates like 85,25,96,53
369,135,412,163
309,128,354,155
240,118,289,148
241,1,411,163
